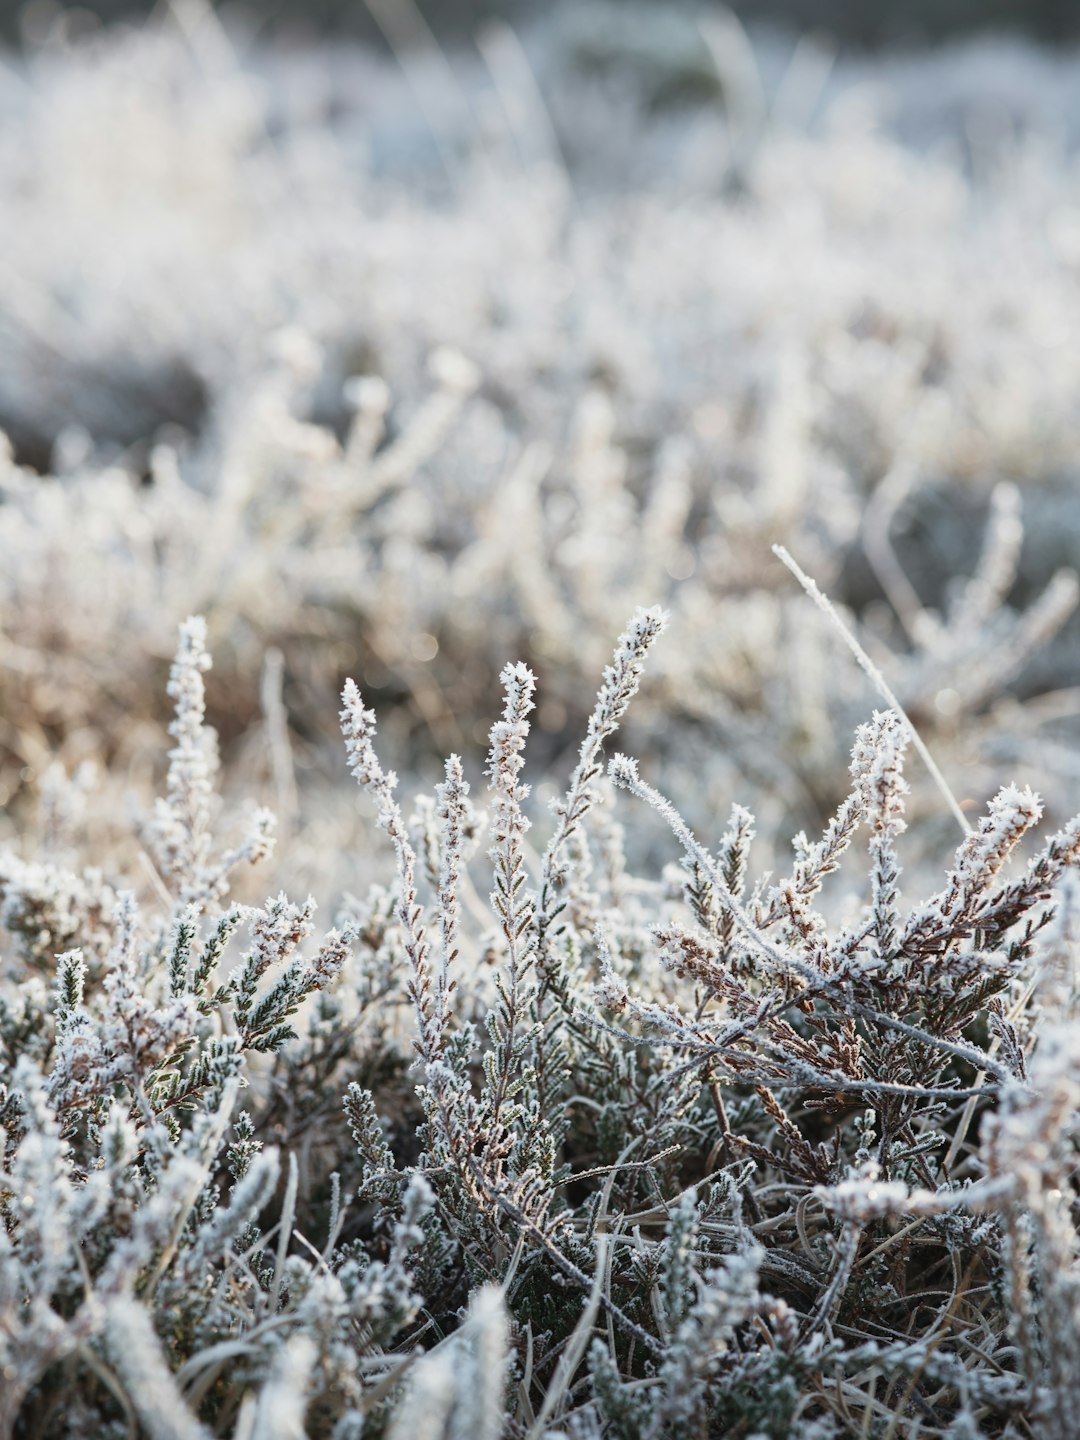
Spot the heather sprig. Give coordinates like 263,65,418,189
341,678,440,1064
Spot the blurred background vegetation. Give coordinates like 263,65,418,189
2,0,1080,48
4,0,1080,889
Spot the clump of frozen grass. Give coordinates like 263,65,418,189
2,613,1080,1436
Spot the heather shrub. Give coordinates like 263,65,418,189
5,8,1080,1435
3,612,1080,1437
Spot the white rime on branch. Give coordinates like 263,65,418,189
1,606,1079,1438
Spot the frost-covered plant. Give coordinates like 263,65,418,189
0,621,407,1438
4,610,1080,1436
5,14,1080,1434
